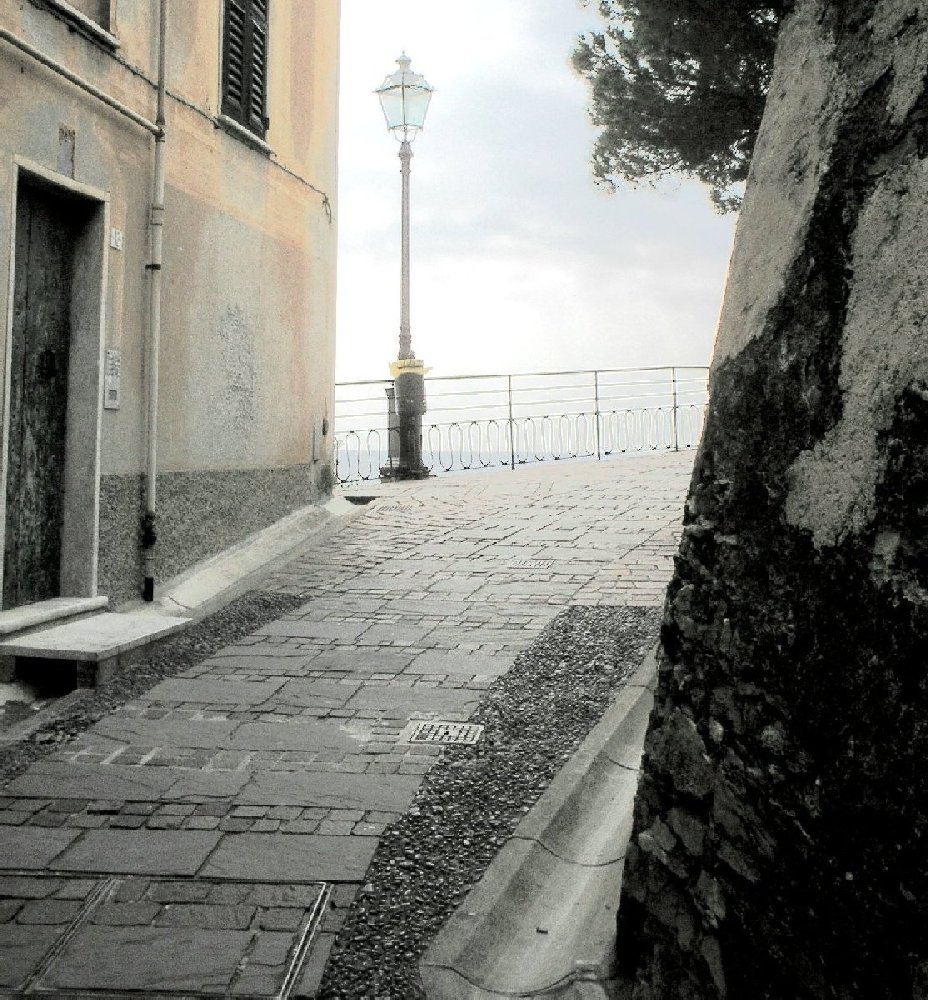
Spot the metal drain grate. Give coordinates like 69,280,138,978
401,720,484,745
508,558,553,569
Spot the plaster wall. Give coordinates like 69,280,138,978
0,0,339,600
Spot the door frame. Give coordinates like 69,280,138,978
2,157,110,604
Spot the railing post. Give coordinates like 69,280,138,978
508,374,516,471
333,364,709,484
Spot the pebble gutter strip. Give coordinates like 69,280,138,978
315,604,660,1000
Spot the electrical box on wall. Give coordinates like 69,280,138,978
104,349,121,410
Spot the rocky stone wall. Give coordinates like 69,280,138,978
617,2,928,997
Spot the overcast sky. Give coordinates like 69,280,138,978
334,0,739,383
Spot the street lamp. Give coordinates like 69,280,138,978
376,53,433,480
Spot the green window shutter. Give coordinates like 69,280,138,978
248,0,269,135
222,0,269,138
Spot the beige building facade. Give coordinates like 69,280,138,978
0,0,339,604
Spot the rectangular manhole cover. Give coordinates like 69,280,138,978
400,720,484,745
508,558,553,569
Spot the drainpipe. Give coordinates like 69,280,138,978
141,0,167,602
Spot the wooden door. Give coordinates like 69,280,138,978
3,183,81,608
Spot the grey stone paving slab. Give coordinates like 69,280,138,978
255,619,367,640
410,542,494,558
428,627,535,650
345,685,482,719
210,644,311,659
238,771,421,811
0,826,81,870
229,720,362,752
55,829,221,876
200,833,377,881
406,650,510,676
467,544,544,559
306,647,419,672
92,716,238,748
357,622,437,646
271,679,360,708
336,576,432,595
455,602,551,621
166,770,251,800
303,596,387,613
535,545,618,562
141,676,287,705
0,875,63,898
472,581,582,599
4,761,177,801
425,578,485,595
203,652,317,672
40,925,251,993
0,924,64,989
380,598,472,616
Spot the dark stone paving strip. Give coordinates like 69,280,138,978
236,771,422,812
0,826,81,870
5,760,179,800
0,875,328,997
200,833,377,882
0,797,400,836
53,829,222,877
316,604,660,1000
0,592,306,787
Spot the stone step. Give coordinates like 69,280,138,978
0,611,190,662
0,611,190,687
0,596,109,637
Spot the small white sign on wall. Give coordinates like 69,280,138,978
104,349,121,410
109,227,124,251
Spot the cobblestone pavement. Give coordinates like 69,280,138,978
0,452,693,998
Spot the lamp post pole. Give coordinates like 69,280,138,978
376,53,432,481
388,138,427,478
399,140,412,360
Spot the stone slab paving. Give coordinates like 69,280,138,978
0,451,692,997
0,873,328,996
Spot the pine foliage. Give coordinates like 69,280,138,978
574,1,788,210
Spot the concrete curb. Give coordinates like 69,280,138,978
118,494,363,623
419,650,657,999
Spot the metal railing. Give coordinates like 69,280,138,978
334,366,709,484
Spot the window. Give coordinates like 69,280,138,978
222,0,269,139
65,0,110,27
39,0,117,48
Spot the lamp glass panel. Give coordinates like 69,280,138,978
402,85,432,128
378,89,407,130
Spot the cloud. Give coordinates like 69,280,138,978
336,0,736,382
